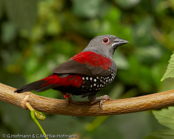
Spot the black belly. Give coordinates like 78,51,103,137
53,72,116,97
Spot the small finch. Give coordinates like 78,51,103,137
15,35,128,107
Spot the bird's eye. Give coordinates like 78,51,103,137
102,37,109,44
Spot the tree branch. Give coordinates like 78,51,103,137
0,83,174,116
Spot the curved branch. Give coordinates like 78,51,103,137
0,83,174,116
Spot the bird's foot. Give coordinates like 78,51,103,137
64,93,72,106
88,95,111,109
96,95,111,109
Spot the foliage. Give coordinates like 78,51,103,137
0,0,174,139
146,107,174,139
146,52,174,138
161,51,174,81
153,107,174,130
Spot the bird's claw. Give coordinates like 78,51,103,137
96,95,111,109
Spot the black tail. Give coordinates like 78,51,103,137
15,80,56,93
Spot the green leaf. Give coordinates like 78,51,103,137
145,129,174,139
148,108,174,138
161,52,174,81
153,107,174,129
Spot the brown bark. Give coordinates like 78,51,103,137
0,83,174,116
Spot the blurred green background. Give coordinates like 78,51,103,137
0,0,174,139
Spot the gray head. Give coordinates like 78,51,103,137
83,34,128,59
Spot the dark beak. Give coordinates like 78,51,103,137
112,38,128,48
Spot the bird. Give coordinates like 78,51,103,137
15,35,128,108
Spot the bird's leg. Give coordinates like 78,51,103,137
64,93,72,106
88,95,97,104
96,95,111,108
88,95,111,109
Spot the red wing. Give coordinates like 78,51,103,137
52,59,111,76
52,51,116,76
